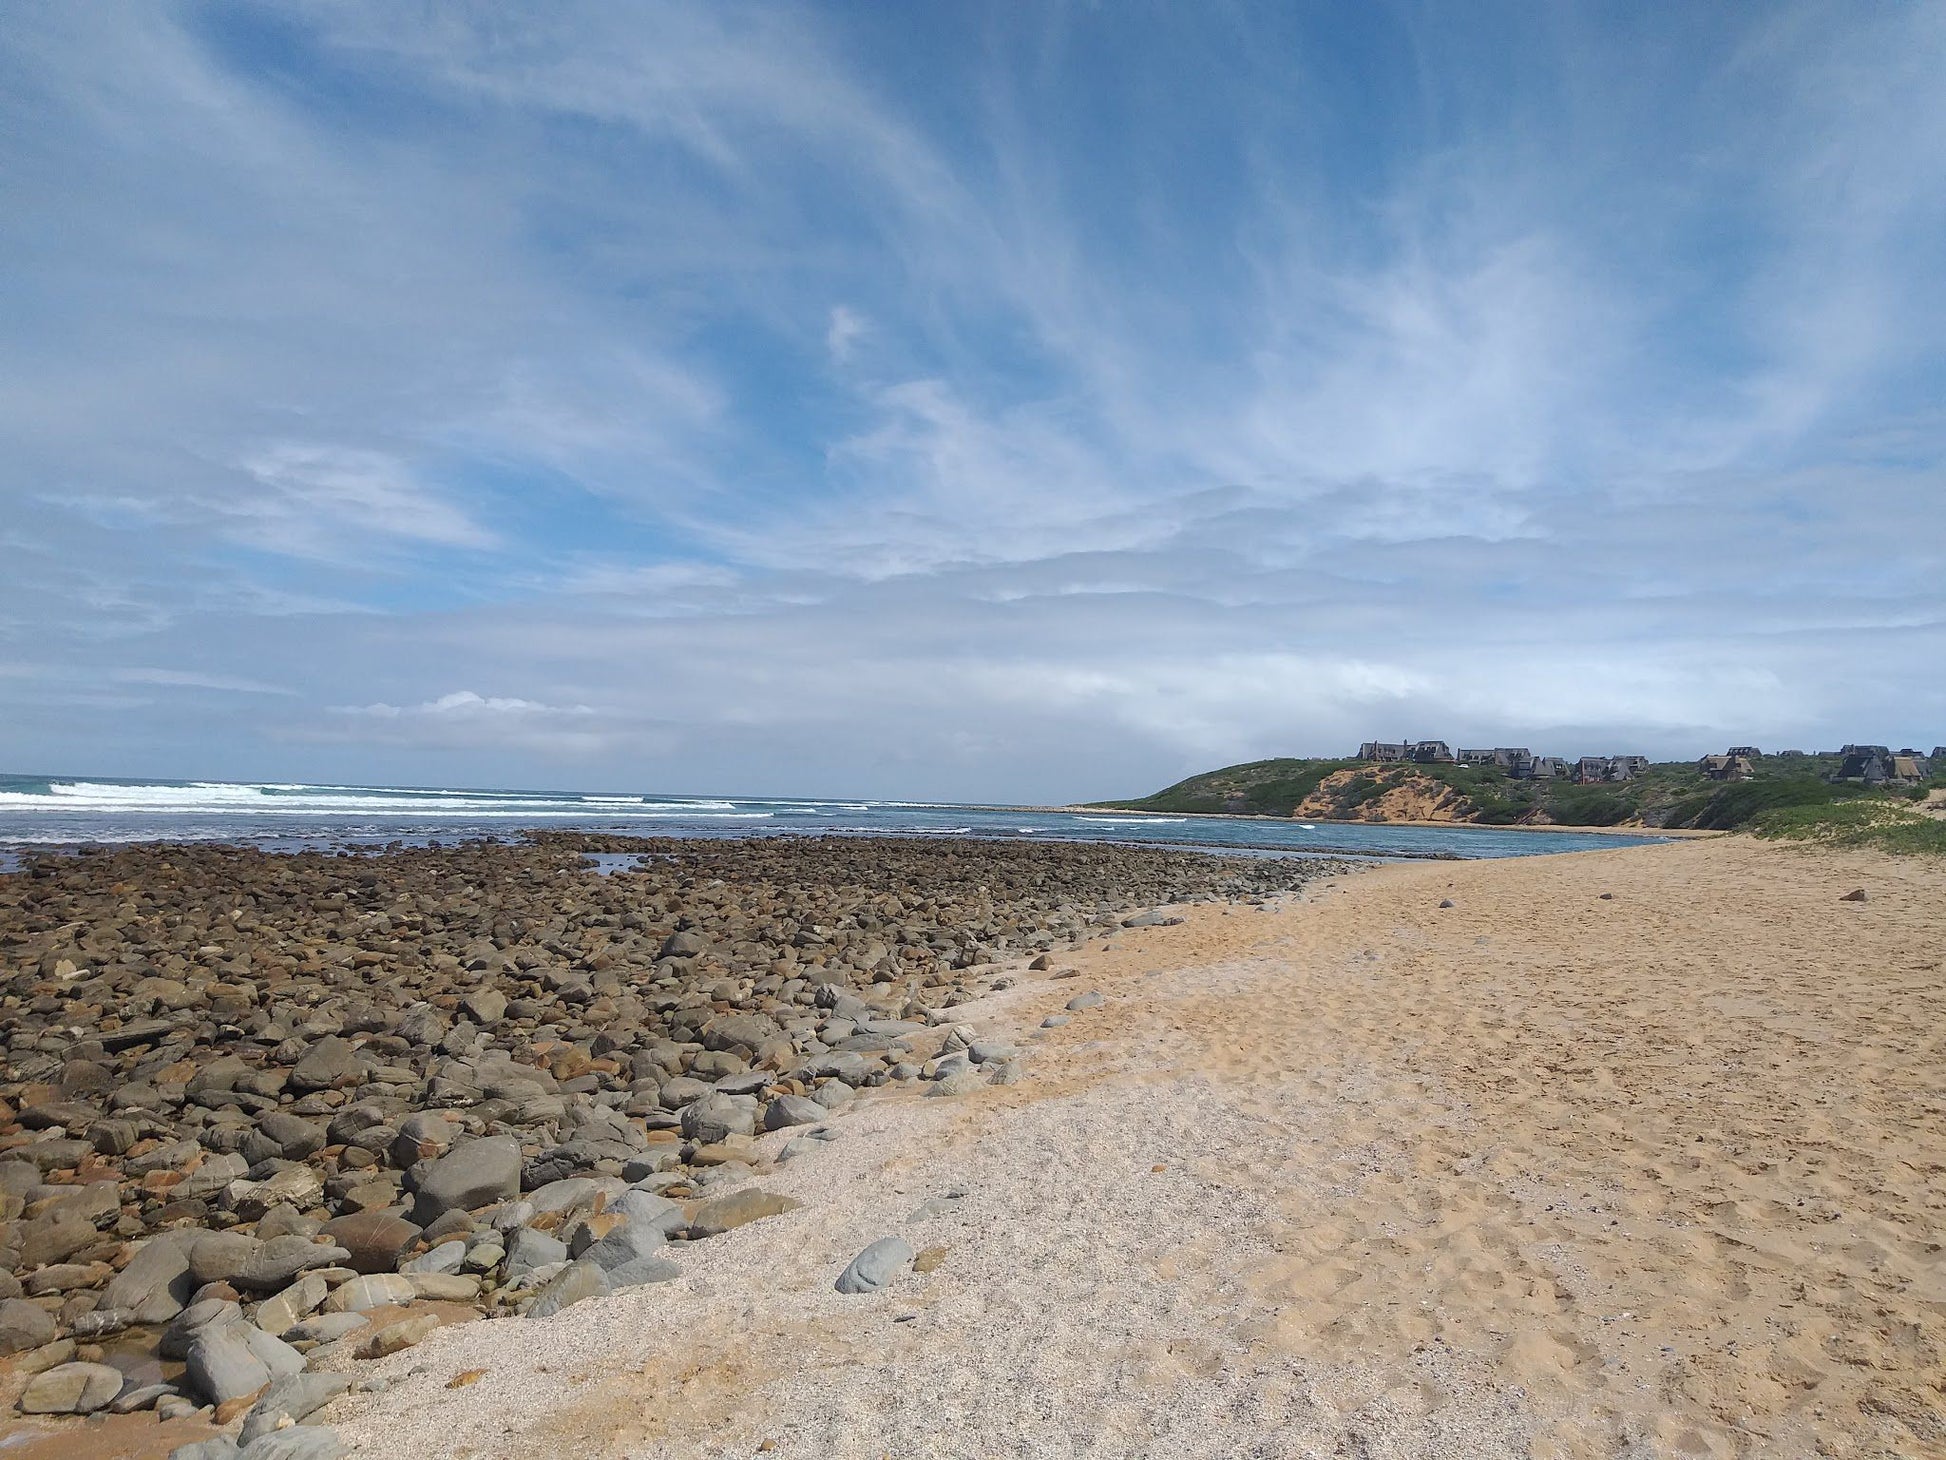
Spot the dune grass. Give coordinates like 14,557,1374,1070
1752,798,1946,854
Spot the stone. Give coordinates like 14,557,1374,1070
524,1260,608,1318
1065,992,1105,1011
410,1135,521,1226
505,1227,569,1274
284,1312,368,1345
237,1428,349,1460
255,1273,330,1335
1840,887,1869,902
321,1212,421,1275
190,1231,261,1286
355,1312,438,1360
324,1273,414,1312
235,1238,350,1294
187,1322,278,1405
927,1069,984,1097
238,1372,352,1444
18,1360,124,1414
100,1230,202,1323
605,1252,682,1289
835,1237,914,1294
575,1218,666,1274
762,1094,826,1131
913,1244,948,1274
109,1381,177,1413
289,1038,365,1093
161,1298,241,1360
401,1240,467,1276
0,1296,57,1355
679,1092,758,1145
16,1213,95,1268
170,1442,242,1460
405,1272,479,1302
687,1188,801,1239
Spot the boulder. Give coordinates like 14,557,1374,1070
410,1135,520,1226
835,1236,914,1294
687,1188,801,1239
0,1296,57,1355
321,1212,420,1275
18,1360,124,1414
679,1092,757,1145
238,1372,352,1444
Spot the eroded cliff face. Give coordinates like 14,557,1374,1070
1293,767,1491,823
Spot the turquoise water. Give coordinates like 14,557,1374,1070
0,773,1658,860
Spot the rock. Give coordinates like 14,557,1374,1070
190,1231,262,1286
679,1092,758,1145
1065,992,1104,1011
1041,1015,1069,1028
1840,888,1869,902
410,1135,521,1226
18,1360,124,1414
237,1428,349,1460
238,1372,352,1444
402,1240,467,1276
324,1274,414,1312
235,1238,351,1294
289,1037,365,1093
0,1296,57,1355
169,1442,242,1460
255,1273,330,1335
321,1212,421,1275
1438,898,1456,909
524,1260,608,1318
835,1237,914,1294
762,1094,826,1131
927,1069,984,1097
355,1312,438,1360
505,1227,569,1275
16,1213,95,1268
405,1272,479,1302
161,1298,241,1360
605,1252,681,1289
100,1230,202,1322
284,1312,368,1345
913,1244,947,1274
575,1218,667,1274
688,1188,801,1239
462,988,507,1024
110,1381,177,1413
188,1319,299,1405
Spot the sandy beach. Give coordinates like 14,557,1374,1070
294,837,1944,1459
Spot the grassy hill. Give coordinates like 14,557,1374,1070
1094,752,1931,830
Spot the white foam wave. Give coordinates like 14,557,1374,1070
0,781,772,820
1077,815,1187,824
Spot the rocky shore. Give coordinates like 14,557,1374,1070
0,834,1347,1456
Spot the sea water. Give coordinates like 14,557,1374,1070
0,773,1657,861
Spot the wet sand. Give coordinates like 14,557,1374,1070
318,835,1946,1458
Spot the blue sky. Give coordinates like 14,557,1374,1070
2,1,1942,801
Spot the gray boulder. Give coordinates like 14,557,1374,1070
762,1094,826,1131
99,1229,201,1322
411,1135,521,1225
679,1092,757,1145
19,1360,124,1414
835,1237,914,1294
505,1227,568,1275
525,1260,608,1318
239,1372,352,1444
0,1296,56,1355
238,1429,348,1460
234,1237,351,1293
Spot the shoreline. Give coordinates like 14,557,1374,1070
313,832,1943,1458
1047,803,1721,837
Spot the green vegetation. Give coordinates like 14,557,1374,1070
1096,750,1936,833
1752,799,1946,854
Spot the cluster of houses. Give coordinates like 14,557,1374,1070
1355,741,1647,785
1359,740,1942,788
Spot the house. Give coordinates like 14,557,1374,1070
1456,748,1498,768
1409,740,1455,764
1834,745,1894,784
1933,746,1946,764
1726,746,1761,759
1575,756,1613,784
1700,752,1755,782
1357,742,1410,763
1611,755,1650,780
1890,754,1931,784
1528,757,1569,779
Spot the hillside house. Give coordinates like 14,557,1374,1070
1835,745,1894,784
1933,746,1946,764
1890,754,1931,784
1700,752,1755,782
1727,746,1761,759
1410,740,1455,764
1357,742,1409,763
1458,746,1534,773
1576,755,1649,784
1528,757,1569,779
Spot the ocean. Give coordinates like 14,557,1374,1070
0,773,1657,862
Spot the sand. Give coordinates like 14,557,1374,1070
315,836,1946,1459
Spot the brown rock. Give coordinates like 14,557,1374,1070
322,1212,421,1275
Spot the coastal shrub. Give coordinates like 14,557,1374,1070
1753,799,1946,855
1542,789,1636,826
1664,777,1868,831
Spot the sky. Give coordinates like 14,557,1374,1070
2,1,1943,803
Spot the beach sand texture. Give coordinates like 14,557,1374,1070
328,838,1946,1458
